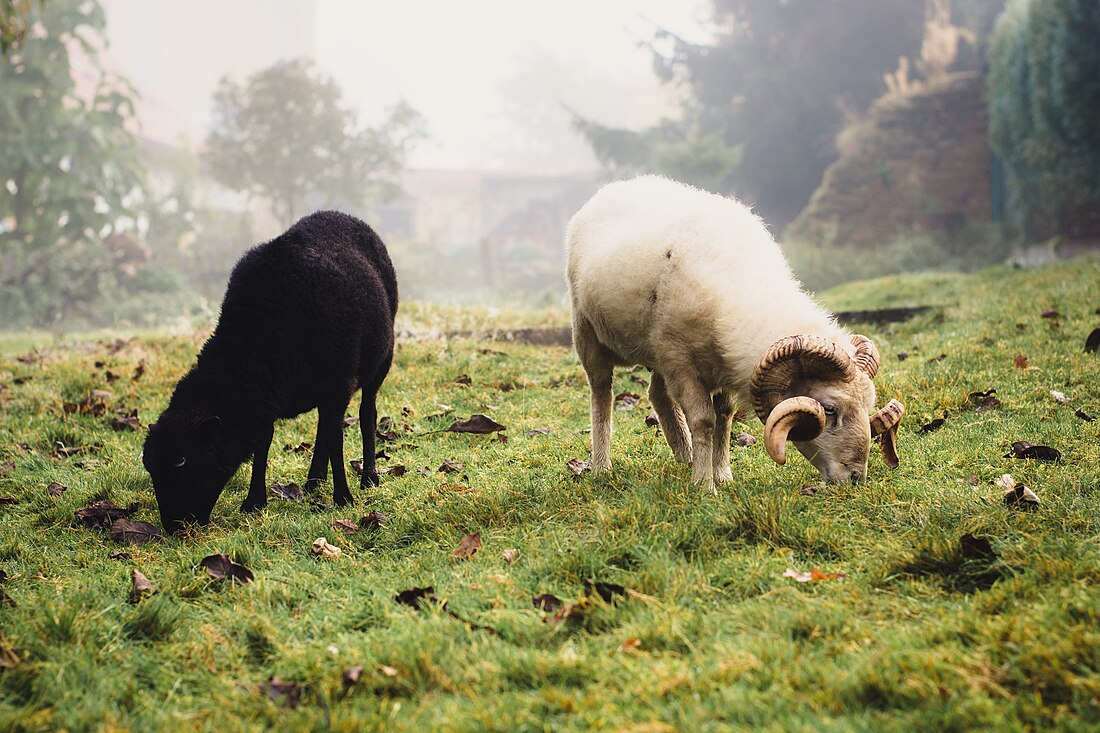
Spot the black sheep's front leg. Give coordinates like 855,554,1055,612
319,401,354,506
241,424,274,512
305,416,329,492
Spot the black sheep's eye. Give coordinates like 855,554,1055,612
174,457,187,468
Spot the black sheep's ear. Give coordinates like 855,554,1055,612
195,415,222,435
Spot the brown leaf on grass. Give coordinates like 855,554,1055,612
105,370,120,383
417,466,433,477
0,496,18,506
452,533,482,560
75,500,137,528
533,593,563,612
0,460,14,478
525,427,551,436
261,677,302,708
270,482,304,500
350,459,364,475
359,511,388,529
584,580,627,602
63,389,113,417
1040,308,1061,319
918,412,948,434
439,482,471,494
617,637,643,654
379,664,399,677
735,431,756,447
1086,328,1100,353
546,602,581,625
132,361,145,381
283,442,312,453
567,458,590,477
311,537,341,559
1050,390,1070,405
496,432,508,444
110,409,141,432
438,459,464,473
0,633,19,668
1013,354,1029,369
897,351,910,361
502,548,519,564
376,464,405,478
342,416,360,429
109,519,164,545
129,569,156,603
496,381,515,393
629,375,649,389
108,550,131,560
959,534,996,560
1075,409,1095,422
446,414,506,434
453,373,472,385
342,667,364,686
200,553,254,584
645,411,660,427
330,518,359,533
376,416,399,442
927,353,947,363
967,474,981,486
967,389,1001,412
479,348,506,356
394,586,439,610
46,481,67,497
1001,481,1040,509
783,567,845,582
614,391,642,411
799,484,819,496
1003,441,1062,461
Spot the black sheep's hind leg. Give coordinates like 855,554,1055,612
241,424,274,513
305,414,329,492
319,400,354,506
358,388,380,489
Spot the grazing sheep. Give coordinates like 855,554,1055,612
566,175,904,491
143,211,397,533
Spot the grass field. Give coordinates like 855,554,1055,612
1,255,1098,732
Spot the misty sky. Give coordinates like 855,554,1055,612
101,0,710,173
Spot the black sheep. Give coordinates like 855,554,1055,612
143,211,398,533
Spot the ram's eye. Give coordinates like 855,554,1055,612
822,404,838,416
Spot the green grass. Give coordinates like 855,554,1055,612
1,255,1099,731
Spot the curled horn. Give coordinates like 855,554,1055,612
763,396,826,465
850,335,880,379
750,335,854,424
870,399,905,469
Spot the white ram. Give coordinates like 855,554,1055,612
565,175,904,491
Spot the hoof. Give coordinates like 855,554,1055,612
334,491,355,508
360,470,380,488
240,498,267,513
304,477,325,492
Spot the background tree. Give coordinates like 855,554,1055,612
987,0,1100,237
0,0,154,327
0,0,35,55
574,1,939,228
204,58,426,228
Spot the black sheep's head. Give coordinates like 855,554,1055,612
143,409,244,534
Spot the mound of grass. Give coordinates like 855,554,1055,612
0,255,1098,731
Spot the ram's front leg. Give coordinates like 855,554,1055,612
711,391,734,483
666,374,717,495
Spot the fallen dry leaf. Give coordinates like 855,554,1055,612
799,484,819,496
0,460,14,478
75,500,137,528
453,373,472,385
379,464,407,477
311,537,341,559
1051,390,1069,405
283,442,312,453
0,496,18,506
735,431,756,447
452,532,482,560
959,533,996,560
783,567,845,582
270,482,304,500
1013,354,1029,369
394,586,439,610
379,665,399,678
533,593,563,612
342,667,364,686
617,637,643,654
502,548,519,564
438,459,464,473
110,409,141,432
584,580,628,602
261,677,302,708
1002,481,1040,509
645,411,660,427
330,518,359,533
46,481,66,497
1040,308,1060,319
359,511,388,529
0,633,19,669
342,416,360,429
918,412,948,434
446,415,506,434
1075,408,1095,422
200,553,254,584
129,569,156,603
1003,441,1062,461
109,519,164,545
567,458,590,477
525,427,551,436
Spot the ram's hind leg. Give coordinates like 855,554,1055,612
711,391,734,483
573,315,615,472
648,371,692,463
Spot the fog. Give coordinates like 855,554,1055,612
1,0,1096,331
